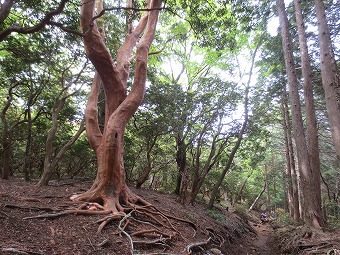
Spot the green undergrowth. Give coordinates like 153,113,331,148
207,208,227,223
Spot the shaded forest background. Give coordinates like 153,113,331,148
0,0,339,230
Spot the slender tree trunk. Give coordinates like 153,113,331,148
1,126,11,179
38,96,67,186
70,0,161,212
136,136,157,189
282,168,288,213
277,0,323,228
281,95,295,217
265,164,271,209
233,170,253,206
38,92,86,186
175,135,187,195
284,93,301,220
1,86,14,179
207,33,263,209
23,105,32,181
189,121,225,204
249,183,266,211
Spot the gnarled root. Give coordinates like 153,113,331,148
24,186,197,254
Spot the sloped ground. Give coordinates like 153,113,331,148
6,177,336,255
275,224,340,255
0,177,266,255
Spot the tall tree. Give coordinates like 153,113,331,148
281,91,300,220
294,0,322,222
276,0,323,228
314,0,340,169
70,0,161,213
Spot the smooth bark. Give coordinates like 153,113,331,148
0,0,70,42
249,183,266,211
71,0,161,212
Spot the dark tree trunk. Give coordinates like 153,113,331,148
175,135,187,195
136,136,157,189
23,104,32,181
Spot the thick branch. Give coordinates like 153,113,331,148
116,15,148,83
81,0,122,96
111,0,161,128
0,0,14,24
85,72,103,151
0,0,69,42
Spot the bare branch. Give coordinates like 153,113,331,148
0,0,69,42
47,21,86,37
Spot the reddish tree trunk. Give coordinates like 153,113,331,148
71,0,161,212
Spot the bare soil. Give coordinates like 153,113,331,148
0,177,282,255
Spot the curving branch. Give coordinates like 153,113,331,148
81,0,121,96
112,0,162,128
0,0,69,42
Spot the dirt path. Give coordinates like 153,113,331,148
247,222,279,255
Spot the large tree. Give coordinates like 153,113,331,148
70,0,161,213
293,0,322,223
276,0,323,228
314,0,340,169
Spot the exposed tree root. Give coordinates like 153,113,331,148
185,237,211,254
1,248,44,255
5,204,55,212
276,225,340,255
23,190,197,255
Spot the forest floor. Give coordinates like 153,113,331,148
0,177,339,255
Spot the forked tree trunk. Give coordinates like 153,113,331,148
71,0,161,212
